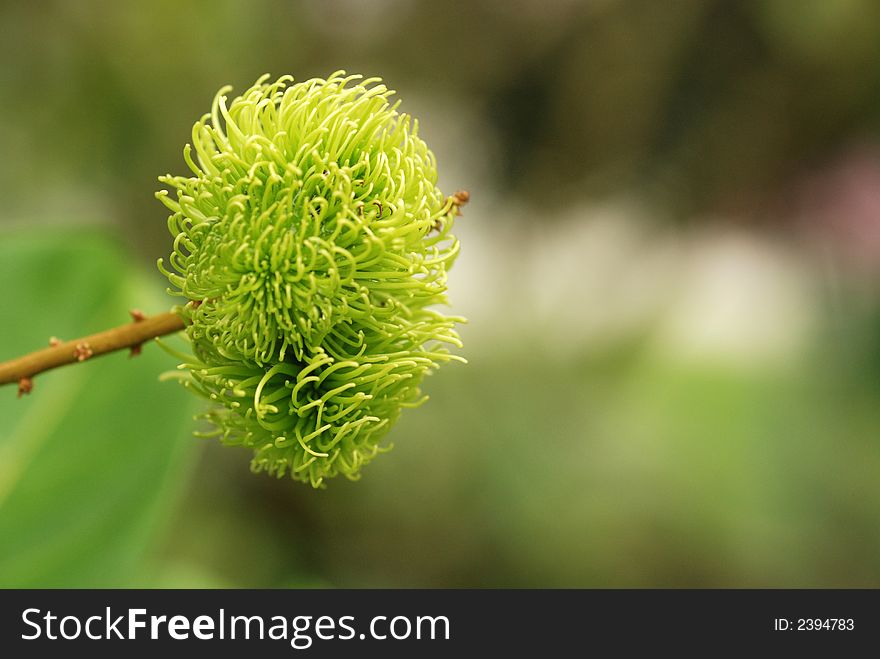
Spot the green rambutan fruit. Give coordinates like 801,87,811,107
156,72,465,487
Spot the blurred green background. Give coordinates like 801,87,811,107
2,0,880,587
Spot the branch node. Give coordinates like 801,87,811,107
73,342,94,362
49,336,62,347
129,344,143,358
432,191,471,232
129,308,146,323
17,377,33,398
450,189,470,216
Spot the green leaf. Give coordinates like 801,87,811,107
0,230,198,587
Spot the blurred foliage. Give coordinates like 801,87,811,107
153,335,880,588
3,0,880,231
0,232,198,587
1,0,880,587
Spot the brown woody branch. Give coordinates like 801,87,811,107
0,309,185,397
